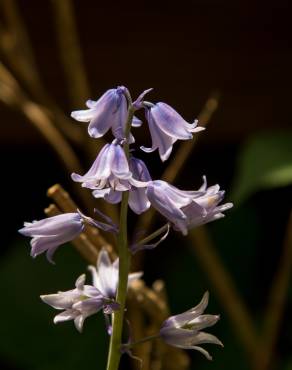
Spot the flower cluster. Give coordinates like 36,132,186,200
41,249,142,332
19,85,233,363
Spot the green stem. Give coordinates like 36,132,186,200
135,223,169,247
106,99,134,370
122,334,160,350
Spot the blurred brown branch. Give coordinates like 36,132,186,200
0,62,82,174
0,0,84,144
189,227,259,362
255,211,292,370
51,0,90,106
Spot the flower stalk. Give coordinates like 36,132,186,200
106,96,135,370
135,223,170,247
122,333,161,350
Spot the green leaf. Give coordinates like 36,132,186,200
230,131,292,205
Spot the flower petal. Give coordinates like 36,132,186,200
111,144,132,179
151,102,193,140
54,309,78,324
87,89,119,138
71,108,95,122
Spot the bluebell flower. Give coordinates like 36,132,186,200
41,274,105,332
146,178,233,235
160,292,222,360
19,210,117,263
88,249,143,301
94,156,151,215
174,177,233,234
72,141,150,211
41,249,142,332
71,86,141,142
141,102,205,161
72,140,133,196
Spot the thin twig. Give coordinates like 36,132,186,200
0,4,83,143
0,62,83,174
163,92,220,184
0,0,41,88
255,211,292,370
189,226,259,363
50,0,90,106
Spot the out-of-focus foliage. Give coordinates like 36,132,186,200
0,242,108,370
231,131,292,205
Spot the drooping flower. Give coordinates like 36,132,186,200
92,155,151,214
71,86,141,142
18,210,117,263
41,274,111,332
160,292,223,360
141,102,205,161
174,177,233,234
72,141,150,211
146,178,233,235
41,249,142,332
72,140,133,196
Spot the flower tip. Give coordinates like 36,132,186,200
88,127,101,138
214,314,221,322
18,227,26,235
53,316,60,325
30,250,37,259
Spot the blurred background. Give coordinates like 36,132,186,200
0,0,291,370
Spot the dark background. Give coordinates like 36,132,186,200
0,1,291,370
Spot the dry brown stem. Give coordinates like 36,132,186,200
0,0,41,88
0,62,83,174
51,0,90,106
0,2,83,143
255,211,292,370
189,227,259,363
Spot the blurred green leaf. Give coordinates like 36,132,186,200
230,131,292,205
0,240,108,370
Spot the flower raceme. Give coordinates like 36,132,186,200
160,292,222,360
18,210,117,263
146,178,233,235
18,85,233,366
41,249,142,332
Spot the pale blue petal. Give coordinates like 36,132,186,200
151,102,193,140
